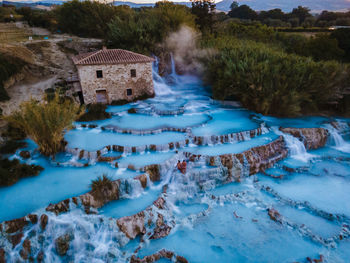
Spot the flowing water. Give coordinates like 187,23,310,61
1,60,350,263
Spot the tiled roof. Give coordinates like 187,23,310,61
72,48,155,65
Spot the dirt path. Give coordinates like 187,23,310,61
0,22,102,116
0,76,57,115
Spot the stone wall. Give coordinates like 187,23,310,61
77,62,154,104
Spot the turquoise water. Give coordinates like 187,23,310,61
1,62,350,262
65,129,186,151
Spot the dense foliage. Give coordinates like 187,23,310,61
54,0,117,38
7,93,83,156
0,53,26,101
204,38,350,116
0,158,43,186
217,22,347,62
228,2,350,28
107,2,195,53
191,0,216,34
331,29,350,61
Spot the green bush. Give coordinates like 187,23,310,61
204,37,350,116
0,158,43,186
7,93,83,156
0,140,27,155
90,174,113,201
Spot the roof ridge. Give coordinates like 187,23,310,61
77,50,102,64
73,48,155,65
121,49,153,59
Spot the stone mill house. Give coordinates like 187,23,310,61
71,47,155,104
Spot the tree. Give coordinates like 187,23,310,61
290,6,311,24
259,8,286,21
7,93,83,156
108,2,195,53
55,0,118,38
191,0,216,34
306,34,344,61
228,4,258,20
230,1,238,10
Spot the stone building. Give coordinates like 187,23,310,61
72,47,155,104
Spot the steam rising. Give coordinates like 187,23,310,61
164,26,214,75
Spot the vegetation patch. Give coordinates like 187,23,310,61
0,158,43,186
6,92,83,156
77,103,111,122
0,140,27,155
204,37,350,116
90,174,113,201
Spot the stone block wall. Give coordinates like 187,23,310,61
77,62,154,104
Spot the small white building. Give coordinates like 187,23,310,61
72,47,155,104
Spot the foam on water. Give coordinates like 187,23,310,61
325,124,350,153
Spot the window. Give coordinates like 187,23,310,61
130,69,136,78
96,70,103,78
127,89,133,96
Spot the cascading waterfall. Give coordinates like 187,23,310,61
325,123,350,153
273,127,314,162
152,57,174,96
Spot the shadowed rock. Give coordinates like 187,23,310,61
268,208,282,223
19,150,30,159
46,199,70,215
9,233,23,248
55,233,73,256
0,248,5,263
4,217,29,234
130,249,189,263
28,214,38,224
150,214,172,240
19,238,31,260
280,127,328,150
40,214,48,230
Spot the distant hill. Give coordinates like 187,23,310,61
112,1,192,8
2,0,63,7
218,0,350,12
2,0,350,12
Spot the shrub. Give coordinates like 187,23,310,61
90,174,113,201
0,158,43,186
0,140,27,155
204,37,350,116
77,103,111,122
6,93,83,156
